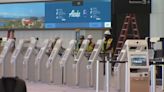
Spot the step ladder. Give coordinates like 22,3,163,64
114,13,140,59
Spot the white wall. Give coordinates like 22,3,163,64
0,30,76,47
150,0,164,37
0,30,104,48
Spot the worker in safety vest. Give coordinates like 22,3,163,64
102,30,113,53
77,35,85,50
85,35,95,59
86,35,95,52
101,30,113,75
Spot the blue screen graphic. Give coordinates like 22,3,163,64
0,0,111,29
45,1,111,28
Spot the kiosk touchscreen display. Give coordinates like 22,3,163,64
131,55,147,66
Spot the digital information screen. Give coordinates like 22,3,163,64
45,0,111,28
0,3,45,29
0,0,111,29
131,55,147,66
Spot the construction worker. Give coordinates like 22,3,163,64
85,35,95,59
7,29,15,40
102,30,113,53
101,30,113,75
77,35,85,49
86,35,95,52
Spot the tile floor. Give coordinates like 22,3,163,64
27,82,97,92
25,70,163,92
26,80,163,92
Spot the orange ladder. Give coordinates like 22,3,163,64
114,13,140,59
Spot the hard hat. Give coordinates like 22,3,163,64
104,30,111,35
87,35,93,39
80,35,85,39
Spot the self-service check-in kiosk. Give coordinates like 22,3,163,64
87,40,103,89
146,37,164,92
10,39,31,79
60,40,76,86
74,39,89,87
46,39,62,84
0,39,15,77
117,40,149,92
23,37,38,81
35,39,51,82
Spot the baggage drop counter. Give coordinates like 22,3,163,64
46,39,62,84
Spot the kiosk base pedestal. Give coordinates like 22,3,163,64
131,77,150,92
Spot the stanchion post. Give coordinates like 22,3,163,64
105,56,110,92
150,62,156,92
162,58,164,91
75,62,79,85
96,60,100,92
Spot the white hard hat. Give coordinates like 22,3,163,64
87,35,93,39
104,30,111,35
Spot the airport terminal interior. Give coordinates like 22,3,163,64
0,0,164,92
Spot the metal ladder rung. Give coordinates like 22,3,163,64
124,22,129,25
120,35,126,37
118,41,124,44
116,48,122,50
132,28,137,30
122,29,128,31
114,13,140,60
114,54,119,56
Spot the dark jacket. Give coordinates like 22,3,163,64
0,77,26,92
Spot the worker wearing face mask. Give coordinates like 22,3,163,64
77,35,85,49
102,30,113,53
101,30,113,75
86,35,95,52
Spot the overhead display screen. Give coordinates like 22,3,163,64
0,0,111,29
0,3,45,29
45,0,111,28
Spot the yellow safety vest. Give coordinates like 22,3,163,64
86,42,95,52
102,38,113,53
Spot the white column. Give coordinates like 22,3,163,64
150,0,164,37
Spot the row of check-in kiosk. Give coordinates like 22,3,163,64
0,37,164,92
0,37,108,91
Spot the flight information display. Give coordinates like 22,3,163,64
0,0,111,29
45,0,111,28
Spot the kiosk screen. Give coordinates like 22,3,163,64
131,55,147,66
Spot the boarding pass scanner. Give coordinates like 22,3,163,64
23,37,38,81
0,39,15,77
74,39,89,87
35,39,51,82
59,40,76,86
46,39,62,84
10,39,31,78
